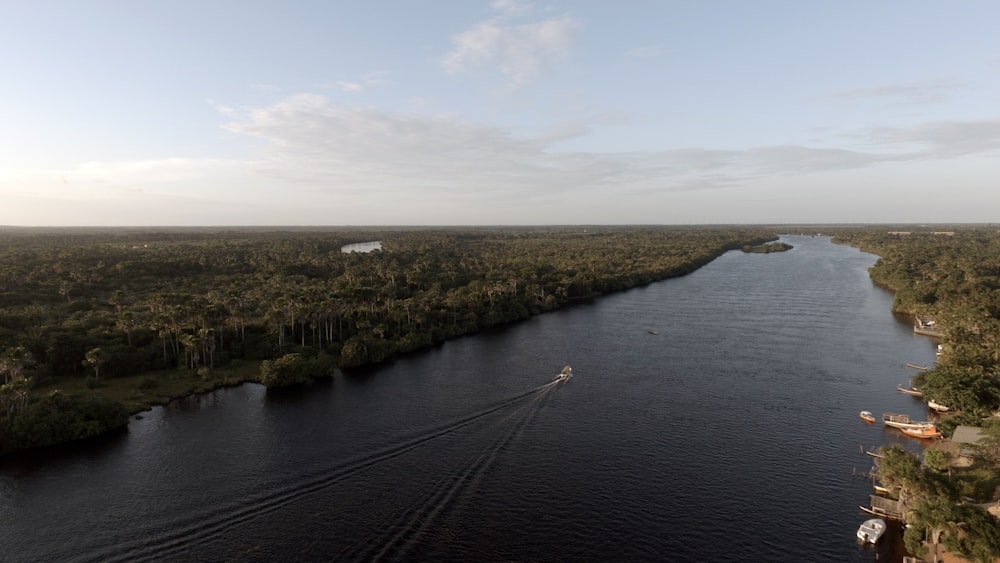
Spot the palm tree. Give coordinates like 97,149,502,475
907,496,964,563
83,347,109,380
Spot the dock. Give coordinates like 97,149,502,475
861,495,904,521
914,317,942,337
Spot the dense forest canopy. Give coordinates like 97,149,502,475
0,226,777,452
833,228,1000,420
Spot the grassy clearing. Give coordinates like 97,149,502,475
32,360,263,414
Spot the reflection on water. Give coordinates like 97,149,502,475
340,241,382,253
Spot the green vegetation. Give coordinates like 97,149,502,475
0,226,777,453
834,227,1000,561
875,443,1000,563
260,353,336,388
834,228,1000,412
741,241,793,253
1,390,128,453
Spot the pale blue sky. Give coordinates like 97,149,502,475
2,1,999,226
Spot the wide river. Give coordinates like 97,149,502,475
1,235,940,562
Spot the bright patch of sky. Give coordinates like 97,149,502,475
2,0,1000,226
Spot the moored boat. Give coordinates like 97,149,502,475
882,412,935,430
900,425,942,439
857,518,886,544
928,400,951,413
897,385,924,398
914,318,942,337
859,411,875,423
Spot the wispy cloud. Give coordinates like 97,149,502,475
864,118,1000,158
10,95,1000,226
327,71,390,93
824,78,966,106
223,95,1000,199
442,6,580,89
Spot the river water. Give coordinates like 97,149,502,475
0,235,939,562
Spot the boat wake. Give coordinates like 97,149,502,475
94,377,567,563
343,380,561,561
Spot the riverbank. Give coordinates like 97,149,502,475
31,360,263,416
3,229,781,456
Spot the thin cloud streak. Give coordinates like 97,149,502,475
222,94,1000,201
864,118,1000,158
823,78,967,106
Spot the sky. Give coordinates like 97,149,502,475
2,1,1000,226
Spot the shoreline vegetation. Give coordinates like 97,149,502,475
741,241,793,253
1,226,779,454
833,228,1000,562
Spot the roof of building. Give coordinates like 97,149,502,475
952,425,987,445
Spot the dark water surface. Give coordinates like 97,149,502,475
1,236,939,562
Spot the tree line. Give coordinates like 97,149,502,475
0,226,777,453
834,228,1000,420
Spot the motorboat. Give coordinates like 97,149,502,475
857,518,886,544
900,425,942,439
556,365,572,381
859,411,875,423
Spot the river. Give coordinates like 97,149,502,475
0,235,939,562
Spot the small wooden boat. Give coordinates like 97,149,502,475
905,363,929,371
928,400,951,413
857,518,886,544
897,385,924,398
900,425,942,439
555,365,572,381
859,411,875,423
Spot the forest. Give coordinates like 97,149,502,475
0,225,777,453
834,227,1000,562
834,228,1000,422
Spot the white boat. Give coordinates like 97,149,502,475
556,365,572,381
928,400,951,413
857,518,886,544
882,412,935,430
